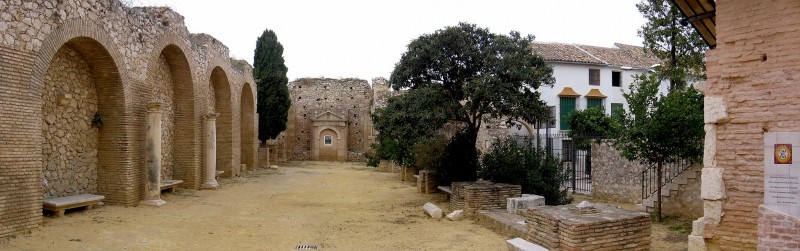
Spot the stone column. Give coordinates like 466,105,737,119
142,102,166,207
201,113,220,189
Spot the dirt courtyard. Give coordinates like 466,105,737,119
1,161,508,250
2,161,689,250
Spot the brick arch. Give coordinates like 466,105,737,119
240,82,256,172
210,66,234,178
508,120,533,137
30,19,134,205
146,32,201,188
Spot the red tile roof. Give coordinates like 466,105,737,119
531,41,662,69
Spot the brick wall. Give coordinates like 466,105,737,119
758,205,800,250
700,1,800,249
592,140,643,204
0,0,256,238
450,181,522,216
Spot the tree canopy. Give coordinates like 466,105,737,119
568,107,618,150
388,22,555,150
253,29,291,141
637,0,708,89
615,74,704,221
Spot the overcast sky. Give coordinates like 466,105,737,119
132,0,647,81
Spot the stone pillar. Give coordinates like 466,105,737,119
689,96,729,251
201,113,220,189
142,102,166,207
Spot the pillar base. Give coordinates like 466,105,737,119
201,181,220,190
140,199,166,207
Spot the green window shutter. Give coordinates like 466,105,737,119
587,98,603,110
611,103,624,120
560,97,576,130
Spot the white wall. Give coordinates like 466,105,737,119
535,62,669,132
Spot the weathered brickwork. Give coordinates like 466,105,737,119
0,0,256,238
698,1,800,249
524,203,651,250
285,78,380,161
758,205,800,250
450,181,522,216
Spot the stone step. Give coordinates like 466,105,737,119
475,209,528,238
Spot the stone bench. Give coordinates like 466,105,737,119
43,194,105,217
160,180,184,193
438,186,452,199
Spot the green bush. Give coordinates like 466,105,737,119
434,130,479,185
365,137,403,167
480,137,572,205
412,135,449,171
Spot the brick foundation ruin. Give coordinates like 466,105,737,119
525,203,651,251
450,181,522,216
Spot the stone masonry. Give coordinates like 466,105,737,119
691,1,800,249
450,181,522,216
285,77,395,161
0,0,256,238
524,203,651,251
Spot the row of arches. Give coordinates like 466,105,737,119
34,21,257,206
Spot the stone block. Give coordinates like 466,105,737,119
700,167,725,200
703,124,716,167
688,235,707,251
703,200,723,225
423,202,443,219
691,217,705,236
704,97,729,124
507,195,545,214
447,210,464,221
506,238,548,251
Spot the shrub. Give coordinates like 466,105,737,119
434,129,479,185
480,137,572,205
412,135,449,171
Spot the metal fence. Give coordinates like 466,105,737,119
510,132,602,195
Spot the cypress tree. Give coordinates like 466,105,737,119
253,29,291,142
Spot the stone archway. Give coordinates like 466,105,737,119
152,44,195,184
40,37,126,203
318,129,339,161
240,83,256,171
311,111,348,161
211,67,234,178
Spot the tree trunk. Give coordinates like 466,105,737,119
656,160,663,222
669,17,678,90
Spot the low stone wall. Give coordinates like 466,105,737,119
758,205,800,250
450,181,522,216
525,203,651,250
417,170,438,194
592,140,643,204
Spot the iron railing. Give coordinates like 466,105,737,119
641,158,694,200
510,132,602,195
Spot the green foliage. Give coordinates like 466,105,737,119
386,22,554,181
568,107,617,149
365,137,403,167
615,73,704,221
480,138,572,205
254,29,291,141
372,87,450,165
389,22,555,153
434,130,479,185
412,135,449,171
637,0,708,89
616,74,704,166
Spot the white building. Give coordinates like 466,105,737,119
530,41,669,132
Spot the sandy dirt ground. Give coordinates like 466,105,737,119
1,161,688,250
1,161,508,250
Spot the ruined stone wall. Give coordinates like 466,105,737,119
42,46,99,199
592,140,642,204
696,1,800,249
0,0,255,238
286,78,373,161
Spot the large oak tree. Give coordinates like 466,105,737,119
388,23,555,159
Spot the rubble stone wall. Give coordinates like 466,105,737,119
0,0,255,238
